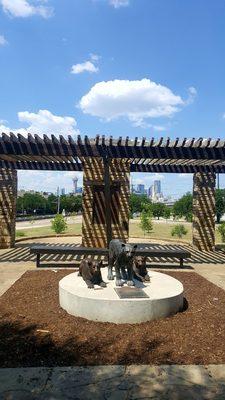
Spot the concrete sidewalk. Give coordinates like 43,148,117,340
0,365,225,399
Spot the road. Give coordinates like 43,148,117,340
16,216,82,230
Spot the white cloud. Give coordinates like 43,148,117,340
132,173,165,185
0,0,53,18
79,78,191,126
90,53,101,62
71,61,99,75
18,109,79,136
186,86,197,104
151,125,165,132
109,0,129,8
1,110,81,193
132,120,166,131
0,34,8,46
71,53,101,75
0,109,79,137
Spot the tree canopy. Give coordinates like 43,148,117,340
215,189,225,223
172,192,193,222
17,192,82,216
129,193,151,215
151,202,166,220
172,189,225,223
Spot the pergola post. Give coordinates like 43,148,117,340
0,168,17,249
192,172,216,252
103,156,112,248
81,158,130,248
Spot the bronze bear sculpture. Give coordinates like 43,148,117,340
133,256,150,282
79,259,106,289
108,239,137,286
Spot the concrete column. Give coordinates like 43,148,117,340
81,158,130,248
0,169,17,248
192,172,216,252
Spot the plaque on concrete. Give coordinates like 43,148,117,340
114,287,149,299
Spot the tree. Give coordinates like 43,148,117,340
215,189,225,224
46,194,58,214
151,202,166,220
17,193,47,215
163,206,171,221
171,224,188,239
140,205,153,235
129,193,151,215
172,192,193,222
218,222,225,242
51,214,68,235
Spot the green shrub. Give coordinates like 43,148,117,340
140,209,153,235
16,230,26,238
51,214,67,235
218,223,225,243
171,224,188,239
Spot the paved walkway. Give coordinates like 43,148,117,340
0,365,225,399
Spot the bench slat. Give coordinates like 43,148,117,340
135,249,191,258
30,245,108,256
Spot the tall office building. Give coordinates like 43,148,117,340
153,180,161,195
148,185,153,198
137,184,145,194
72,176,78,194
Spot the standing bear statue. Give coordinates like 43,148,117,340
108,239,137,286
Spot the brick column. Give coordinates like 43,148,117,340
0,169,17,248
81,158,130,248
192,172,216,252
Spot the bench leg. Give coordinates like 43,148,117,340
36,254,41,268
180,258,183,268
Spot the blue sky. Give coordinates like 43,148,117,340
0,0,224,196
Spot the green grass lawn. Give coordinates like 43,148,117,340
16,223,82,239
130,221,193,242
16,220,223,244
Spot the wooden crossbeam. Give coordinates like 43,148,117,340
0,133,225,162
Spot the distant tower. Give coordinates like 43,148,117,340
154,180,161,195
72,176,78,194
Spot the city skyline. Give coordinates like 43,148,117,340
17,171,198,201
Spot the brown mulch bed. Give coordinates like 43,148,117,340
0,270,225,367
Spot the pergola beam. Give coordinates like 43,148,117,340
1,134,225,161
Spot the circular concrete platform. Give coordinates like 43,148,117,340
59,269,184,324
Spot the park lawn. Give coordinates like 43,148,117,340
16,223,82,239
16,220,222,244
130,221,192,242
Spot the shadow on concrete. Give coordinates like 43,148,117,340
0,241,225,267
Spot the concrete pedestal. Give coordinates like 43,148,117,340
59,270,184,324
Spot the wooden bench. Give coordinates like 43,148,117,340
135,248,191,268
30,244,191,268
30,245,108,268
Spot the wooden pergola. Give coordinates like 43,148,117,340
0,133,224,250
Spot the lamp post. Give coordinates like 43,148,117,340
57,187,60,214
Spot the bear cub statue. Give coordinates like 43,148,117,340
133,256,150,282
79,259,106,289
